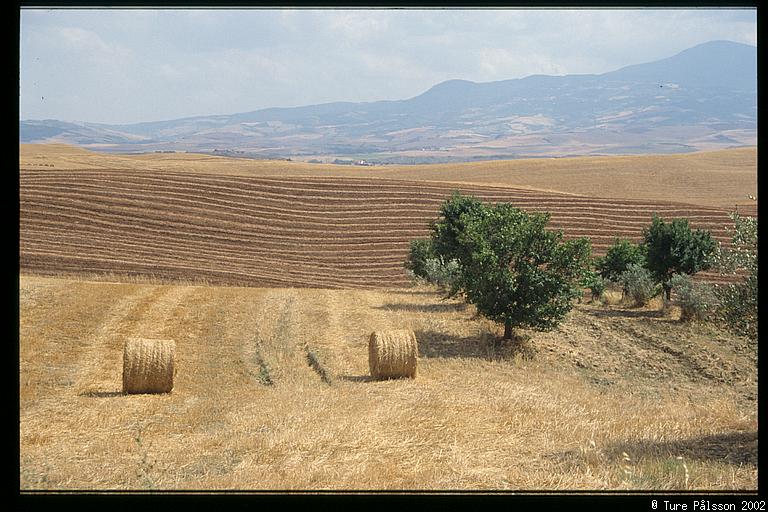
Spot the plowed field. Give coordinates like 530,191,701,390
20,168,750,289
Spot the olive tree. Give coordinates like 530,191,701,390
430,195,592,340
596,237,646,282
642,214,716,303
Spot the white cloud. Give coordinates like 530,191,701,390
326,10,392,43
58,26,135,68
19,8,756,124
478,47,567,79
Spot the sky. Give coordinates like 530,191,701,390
19,8,757,125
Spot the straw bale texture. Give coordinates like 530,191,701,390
368,330,418,380
122,338,176,394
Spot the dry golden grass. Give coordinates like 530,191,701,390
601,289,624,306
19,143,757,210
20,274,756,490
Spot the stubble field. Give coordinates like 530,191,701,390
20,275,756,490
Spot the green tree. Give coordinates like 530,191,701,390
596,237,646,282
433,197,592,340
404,238,435,280
431,191,485,264
642,214,716,303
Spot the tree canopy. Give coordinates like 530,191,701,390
596,237,646,283
642,214,716,301
429,193,592,340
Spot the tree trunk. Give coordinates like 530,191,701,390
503,318,513,340
663,283,672,304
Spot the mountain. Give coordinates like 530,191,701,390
20,40,756,161
604,40,756,89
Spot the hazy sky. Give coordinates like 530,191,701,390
19,8,756,125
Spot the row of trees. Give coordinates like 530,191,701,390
406,192,757,341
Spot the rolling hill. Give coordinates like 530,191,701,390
20,145,756,289
19,40,756,160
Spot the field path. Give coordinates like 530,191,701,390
72,285,169,396
310,289,365,380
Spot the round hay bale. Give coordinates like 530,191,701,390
368,330,418,380
123,338,175,394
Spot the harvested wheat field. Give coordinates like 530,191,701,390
19,275,756,490
20,146,756,289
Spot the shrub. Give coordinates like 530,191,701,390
581,269,605,302
421,257,460,289
619,263,658,306
404,238,435,281
669,274,718,322
712,213,757,339
715,274,757,339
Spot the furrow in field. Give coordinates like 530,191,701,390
20,230,407,270
20,250,402,289
23,169,738,213
21,177,735,228
20,203,428,245
20,188,734,247
22,181,735,232
20,169,751,288
20,220,412,256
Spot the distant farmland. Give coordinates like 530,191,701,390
20,168,752,288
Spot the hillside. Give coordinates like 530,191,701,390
19,40,756,160
18,144,758,210
20,168,750,289
20,275,757,490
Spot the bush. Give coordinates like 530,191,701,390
669,274,718,322
580,269,605,302
619,263,658,306
421,257,460,289
712,213,757,339
715,274,757,339
404,239,435,281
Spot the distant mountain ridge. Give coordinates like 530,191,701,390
20,40,756,161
